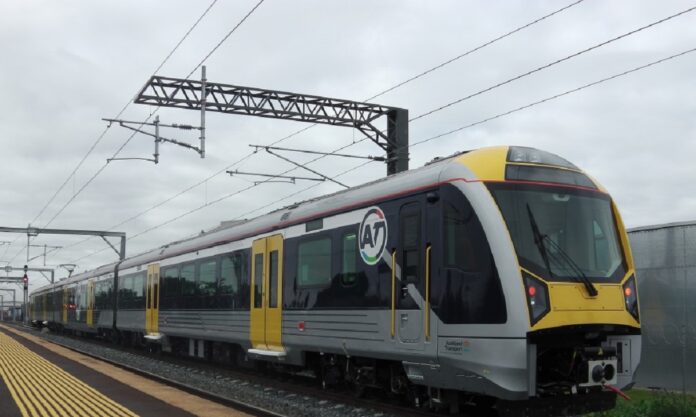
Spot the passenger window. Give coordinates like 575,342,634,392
253,254,263,308
269,251,279,308
133,273,145,299
119,276,133,307
79,286,85,309
162,267,180,296
181,264,196,296
444,203,477,271
297,237,332,287
401,209,421,284
220,252,245,295
198,259,217,296
341,233,357,286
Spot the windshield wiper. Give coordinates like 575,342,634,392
525,204,598,297
542,237,598,297
526,204,554,279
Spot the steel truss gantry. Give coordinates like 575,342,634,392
135,73,409,175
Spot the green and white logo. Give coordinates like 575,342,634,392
359,206,388,265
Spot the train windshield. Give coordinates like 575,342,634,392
488,183,626,281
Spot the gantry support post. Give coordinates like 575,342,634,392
387,108,409,175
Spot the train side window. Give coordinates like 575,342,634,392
132,273,145,307
444,202,477,271
401,207,421,284
269,251,279,308
198,259,217,296
119,275,133,308
76,285,84,310
297,236,332,287
341,232,357,286
220,252,244,295
253,253,263,308
95,282,106,309
437,183,507,324
162,266,180,296
180,264,196,296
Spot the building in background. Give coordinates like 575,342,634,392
629,221,696,393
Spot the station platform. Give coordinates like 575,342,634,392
0,324,250,417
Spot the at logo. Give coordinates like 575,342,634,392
359,207,388,265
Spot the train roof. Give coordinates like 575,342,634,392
31,145,597,294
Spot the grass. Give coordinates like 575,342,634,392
589,389,696,417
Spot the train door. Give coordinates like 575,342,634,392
250,234,284,353
87,280,94,327
145,263,161,335
394,199,428,351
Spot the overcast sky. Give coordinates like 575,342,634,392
1,0,695,289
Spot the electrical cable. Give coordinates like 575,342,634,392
365,0,586,102
72,44,696,264
57,0,585,260
30,0,220,230
410,46,696,148
7,0,261,264
409,4,696,122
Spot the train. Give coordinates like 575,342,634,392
29,146,641,416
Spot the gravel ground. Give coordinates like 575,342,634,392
19,326,401,417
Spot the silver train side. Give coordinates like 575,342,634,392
30,147,642,415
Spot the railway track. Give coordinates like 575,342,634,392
11,324,458,417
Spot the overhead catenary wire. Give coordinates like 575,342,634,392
70,44,696,266
223,6,696,195
43,0,267,231
409,4,696,122
364,0,586,102
56,1,586,260
7,0,264,264
70,138,364,264
29,0,221,231
2,0,221,264
410,46,696,148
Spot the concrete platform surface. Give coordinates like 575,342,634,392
0,325,251,417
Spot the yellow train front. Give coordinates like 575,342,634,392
436,146,641,415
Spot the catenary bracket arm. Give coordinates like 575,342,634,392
264,148,348,188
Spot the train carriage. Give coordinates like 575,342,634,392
30,146,641,415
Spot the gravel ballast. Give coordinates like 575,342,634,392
20,326,401,417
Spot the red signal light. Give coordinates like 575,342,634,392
528,286,537,297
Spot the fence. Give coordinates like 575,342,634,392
628,221,696,393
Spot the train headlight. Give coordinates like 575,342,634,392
523,272,550,326
622,275,639,322
507,146,577,169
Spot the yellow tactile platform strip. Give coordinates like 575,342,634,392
0,325,251,417
0,330,138,417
